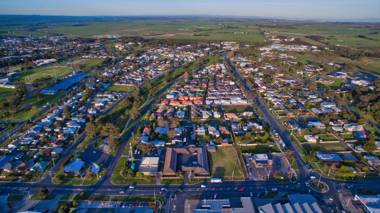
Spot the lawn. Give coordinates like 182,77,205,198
210,147,244,180
240,145,279,154
318,133,338,142
161,178,184,185
73,193,110,201
302,143,347,153
334,165,357,180
341,133,355,141
111,156,156,185
19,66,72,83
53,168,105,185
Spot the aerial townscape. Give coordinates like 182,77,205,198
0,1,380,213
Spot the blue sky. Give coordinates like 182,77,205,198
0,0,379,20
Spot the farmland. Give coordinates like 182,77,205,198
0,18,266,44
261,23,380,49
1,16,379,51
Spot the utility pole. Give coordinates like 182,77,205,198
154,190,156,207
129,140,134,162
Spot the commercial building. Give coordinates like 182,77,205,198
139,157,159,176
187,197,255,213
258,194,323,213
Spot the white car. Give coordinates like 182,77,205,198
129,185,135,189
201,184,206,188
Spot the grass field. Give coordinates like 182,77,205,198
107,84,136,92
356,57,380,75
0,87,13,102
18,66,72,83
73,58,105,71
1,92,63,122
210,147,244,180
292,51,380,76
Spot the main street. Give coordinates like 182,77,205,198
225,55,310,178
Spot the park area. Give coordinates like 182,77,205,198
209,146,245,180
18,65,72,83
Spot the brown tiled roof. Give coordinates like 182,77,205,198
163,147,210,177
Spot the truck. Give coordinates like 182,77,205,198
210,177,222,183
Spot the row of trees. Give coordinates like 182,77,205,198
83,85,145,152
85,121,120,152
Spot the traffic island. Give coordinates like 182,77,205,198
309,179,329,193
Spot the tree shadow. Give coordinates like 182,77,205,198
213,167,225,178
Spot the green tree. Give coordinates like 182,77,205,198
10,80,27,107
129,105,140,120
85,122,96,139
102,123,120,151
364,135,377,152
40,187,49,198
63,105,71,118
14,80,27,99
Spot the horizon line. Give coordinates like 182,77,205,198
1,14,380,24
